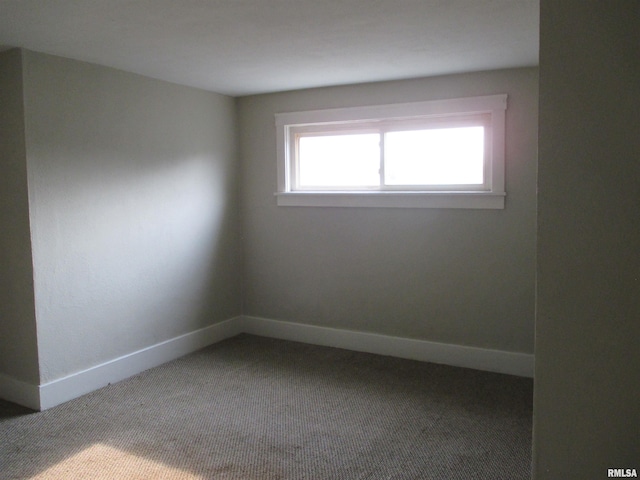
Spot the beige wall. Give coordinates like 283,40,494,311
534,2,640,477
0,49,40,385
21,51,242,383
238,67,538,354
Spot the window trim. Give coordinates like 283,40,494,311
275,94,507,209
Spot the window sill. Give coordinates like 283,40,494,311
275,191,505,209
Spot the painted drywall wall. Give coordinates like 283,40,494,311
21,51,241,384
238,68,538,354
0,49,40,384
534,2,639,478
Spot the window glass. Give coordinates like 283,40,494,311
297,133,380,188
384,126,484,186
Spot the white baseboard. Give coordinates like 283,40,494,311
241,315,534,378
38,316,243,411
0,373,40,410
2,314,533,411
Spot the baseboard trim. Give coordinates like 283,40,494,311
5,314,533,411
241,315,534,378
38,316,243,411
0,373,41,411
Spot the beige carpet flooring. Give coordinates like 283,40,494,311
1,334,533,479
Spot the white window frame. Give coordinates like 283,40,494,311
275,94,507,209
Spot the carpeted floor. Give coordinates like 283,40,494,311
1,334,533,479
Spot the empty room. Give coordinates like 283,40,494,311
0,1,637,479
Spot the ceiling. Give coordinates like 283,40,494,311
0,0,539,96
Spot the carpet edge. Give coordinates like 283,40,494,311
241,315,535,378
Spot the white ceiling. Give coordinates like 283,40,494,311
0,0,539,96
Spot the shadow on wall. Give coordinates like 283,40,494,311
31,147,241,382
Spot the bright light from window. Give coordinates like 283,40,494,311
276,94,506,208
297,127,484,189
298,134,380,187
30,443,204,479
385,127,484,185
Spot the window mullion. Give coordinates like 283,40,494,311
379,130,385,189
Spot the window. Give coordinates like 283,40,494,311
276,94,507,209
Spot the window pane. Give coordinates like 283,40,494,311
384,127,484,185
297,134,380,188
